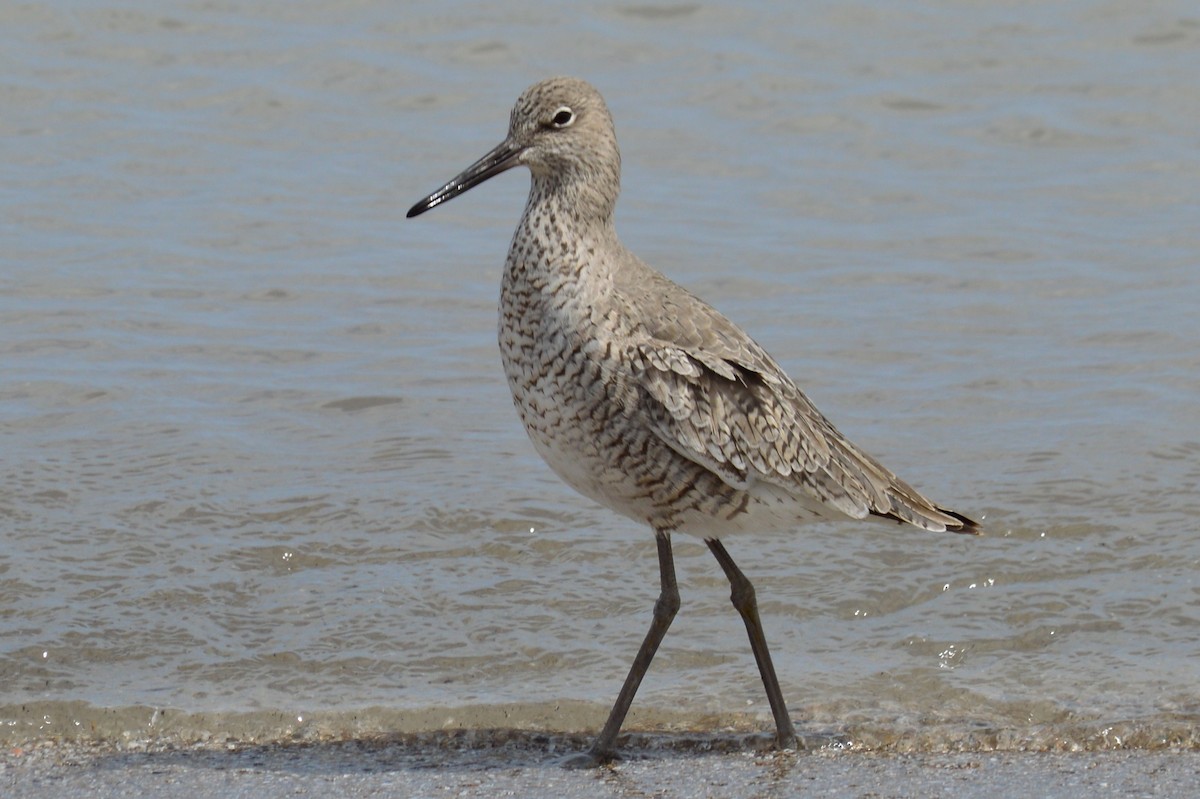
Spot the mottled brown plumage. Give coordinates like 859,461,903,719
408,76,978,766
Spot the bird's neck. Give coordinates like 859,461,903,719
504,182,627,311
526,165,619,225
517,176,621,253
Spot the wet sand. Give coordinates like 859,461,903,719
5,737,1197,798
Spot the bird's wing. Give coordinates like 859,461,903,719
629,283,972,532
635,337,880,520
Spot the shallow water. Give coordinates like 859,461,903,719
2,1,1199,749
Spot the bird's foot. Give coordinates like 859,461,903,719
561,747,617,770
772,721,800,752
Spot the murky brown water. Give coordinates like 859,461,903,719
3,1,1198,750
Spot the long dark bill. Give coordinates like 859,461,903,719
406,138,525,218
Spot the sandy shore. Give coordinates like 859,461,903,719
5,736,1198,798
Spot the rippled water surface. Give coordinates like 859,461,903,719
3,1,1199,750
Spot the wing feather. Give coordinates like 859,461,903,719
616,259,978,534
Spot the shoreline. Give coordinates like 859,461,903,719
5,699,1196,752
5,737,1199,798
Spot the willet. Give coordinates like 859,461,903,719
407,76,979,766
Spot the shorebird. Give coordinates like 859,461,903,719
407,76,979,766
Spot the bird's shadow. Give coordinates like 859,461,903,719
78,728,849,776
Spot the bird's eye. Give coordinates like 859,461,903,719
550,107,575,128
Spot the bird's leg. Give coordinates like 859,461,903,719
706,538,798,750
569,530,680,768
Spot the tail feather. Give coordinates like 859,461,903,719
871,492,983,535
935,505,983,535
